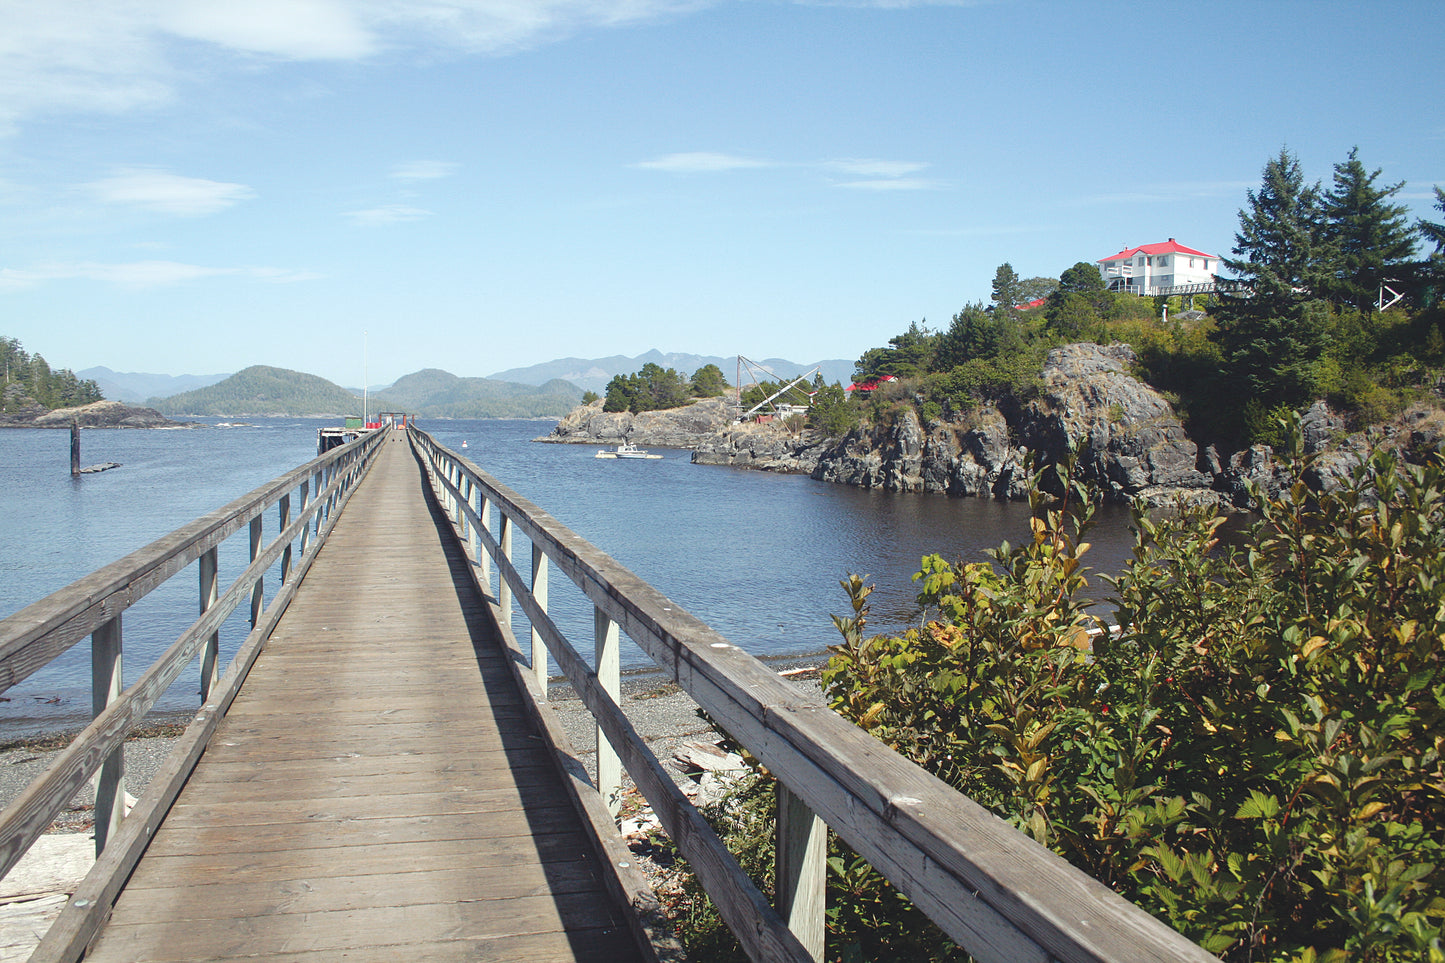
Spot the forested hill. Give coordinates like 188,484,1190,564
149,366,362,417
148,364,585,418
1,336,104,413
374,369,582,418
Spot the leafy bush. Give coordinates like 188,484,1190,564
822,448,1445,961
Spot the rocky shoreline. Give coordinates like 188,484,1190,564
0,399,189,429
536,342,1445,508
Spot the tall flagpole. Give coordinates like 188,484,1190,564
363,330,369,426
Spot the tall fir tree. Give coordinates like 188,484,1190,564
990,262,1024,312
1418,186,1445,258
1211,148,1331,413
1319,147,1416,312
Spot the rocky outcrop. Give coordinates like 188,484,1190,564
811,407,1031,498
537,398,732,448
690,419,832,473
1,400,185,429
1017,343,1211,502
813,343,1215,505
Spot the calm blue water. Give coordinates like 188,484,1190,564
0,418,1139,735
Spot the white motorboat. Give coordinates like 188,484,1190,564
595,442,662,460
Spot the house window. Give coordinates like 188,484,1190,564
1159,255,1169,266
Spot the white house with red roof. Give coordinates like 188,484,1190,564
1098,239,1218,295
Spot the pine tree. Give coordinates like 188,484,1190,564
990,262,1024,312
1418,186,1445,256
1211,149,1331,416
1319,147,1416,312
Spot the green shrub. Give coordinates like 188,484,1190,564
820,450,1445,961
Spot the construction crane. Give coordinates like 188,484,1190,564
733,355,820,421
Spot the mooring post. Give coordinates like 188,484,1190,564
70,419,80,476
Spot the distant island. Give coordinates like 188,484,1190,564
146,365,586,419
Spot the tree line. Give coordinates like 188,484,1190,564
842,146,1445,449
0,336,104,413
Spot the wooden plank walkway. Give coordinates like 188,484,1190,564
81,433,646,963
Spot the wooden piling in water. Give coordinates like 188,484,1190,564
69,421,79,476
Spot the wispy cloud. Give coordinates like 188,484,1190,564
391,161,460,181
826,159,930,178
0,260,319,289
834,177,945,191
344,204,433,225
1069,180,1256,206
634,152,775,173
0,2,714,132
825,158,942,190
82,168,255,216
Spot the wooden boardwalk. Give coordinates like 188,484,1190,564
81,434,646,962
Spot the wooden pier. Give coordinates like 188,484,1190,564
76,434,649,961
0,424,1219,963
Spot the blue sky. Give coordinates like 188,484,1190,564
1,0,1441,388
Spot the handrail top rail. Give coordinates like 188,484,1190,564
410,425,1217,963
0,429,383,683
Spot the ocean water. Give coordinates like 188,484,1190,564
0,418,1140,735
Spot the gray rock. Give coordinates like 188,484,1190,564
813,343,1214,503
4,400,183,429
1300,400,1344,454
538,398,734,448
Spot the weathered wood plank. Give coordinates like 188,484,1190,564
56,434,650,963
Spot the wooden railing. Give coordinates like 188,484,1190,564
409,427,1219,963
0,427,386,900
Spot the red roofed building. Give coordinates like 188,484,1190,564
1098,238,1218,295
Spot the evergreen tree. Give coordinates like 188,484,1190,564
1056,261,1106,295
990,262,1024,312
1319,147,1416,312
689,363,728,397
936,302,1010,369
1419,186,1445,256
1211,149,1331,415
853,320,937,380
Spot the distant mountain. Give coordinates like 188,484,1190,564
79,366,230,404
373,369,582,418
148,366,363,417
145,364,583,419
488,350,856,393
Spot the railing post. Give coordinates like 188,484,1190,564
478,493,492,590
467,482,480,569
91,616,124,856
458,475,470,544
279,492,293,583
498,514,513,631
531,542,548,698
313,469,324,540
776,784,827,960
199,546,219,702
249,515,264,628
298,478,312,559
595,607,621,817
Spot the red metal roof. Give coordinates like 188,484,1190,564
1097,238,1215,263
